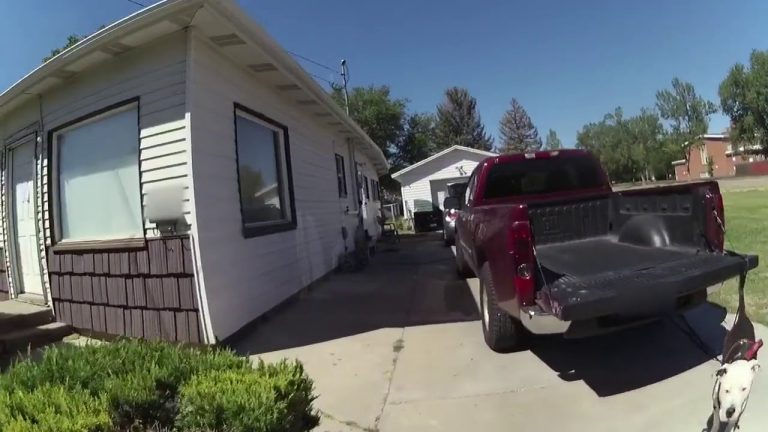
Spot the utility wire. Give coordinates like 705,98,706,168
287,50,339,75
125,0,148,7
308,72,337,86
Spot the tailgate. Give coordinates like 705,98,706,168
542,252,759,321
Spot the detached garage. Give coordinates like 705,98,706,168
392,146,495,229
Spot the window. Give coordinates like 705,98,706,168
335,154,347,197
483,156,605,199
371,179,380,201
363,175,370,200
700,146,709,163
52,100,142,244
234,104,296,237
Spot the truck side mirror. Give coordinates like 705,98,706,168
443,196,462,210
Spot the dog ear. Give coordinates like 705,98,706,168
715,365,728,377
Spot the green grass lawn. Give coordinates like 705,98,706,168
708,189,768,324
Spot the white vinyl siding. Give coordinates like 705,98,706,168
0,30,190,300
398,150,491,217
187,32,380,340
41,30,191,240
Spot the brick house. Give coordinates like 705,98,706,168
672,134,764,181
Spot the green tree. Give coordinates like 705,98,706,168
434,87,493,151
392,113,435,171
655,78,718,171
330,84,407,162
42,25,105,63
498,98,541,153
576,107,669,183
719,50,768,157
627,108,666,182
43,34,84,63
544,129,562,150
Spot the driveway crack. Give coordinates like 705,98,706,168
319,410,378,432
372,271,417,430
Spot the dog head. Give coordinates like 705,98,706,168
714,359,760,423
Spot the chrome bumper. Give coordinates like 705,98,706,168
519,306,570,334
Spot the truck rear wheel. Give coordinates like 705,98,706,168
455,242,474,278
479,263,527,352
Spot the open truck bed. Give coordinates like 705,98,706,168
537,238,758,321
529,190,758,322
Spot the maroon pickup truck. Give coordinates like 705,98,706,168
451,149,758,352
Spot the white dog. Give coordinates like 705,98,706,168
709,359,760,432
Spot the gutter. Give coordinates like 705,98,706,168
206,0,389,176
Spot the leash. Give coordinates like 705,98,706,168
673,207,755,364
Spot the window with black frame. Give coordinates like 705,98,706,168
234,105,295,237
335,154,347,197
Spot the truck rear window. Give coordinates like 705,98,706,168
483,156,606,199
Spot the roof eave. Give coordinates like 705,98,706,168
391,145,496,179
206,0,389,175
0,0,202,115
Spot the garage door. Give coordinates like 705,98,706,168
429,177,467,211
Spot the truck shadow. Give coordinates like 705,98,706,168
529,303,727,397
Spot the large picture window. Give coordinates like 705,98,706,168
234,105,296,237
52,101,142,244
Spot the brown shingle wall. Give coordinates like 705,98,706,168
48,236,202,343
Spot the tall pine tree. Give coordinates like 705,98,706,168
544,129,562,150
434,87,493,151
498,98,541,153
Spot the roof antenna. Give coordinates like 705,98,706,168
340,59,350,115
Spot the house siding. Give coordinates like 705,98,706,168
0,30,200,341
187,32,380,340
47,236,202,342
399,151,488,216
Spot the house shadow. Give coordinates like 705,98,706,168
529,303,728,397
230,233,480,356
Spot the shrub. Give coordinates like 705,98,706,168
176,359,320,432
0,385,111,432
1,340,251,429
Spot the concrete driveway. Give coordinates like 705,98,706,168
233,234,768,432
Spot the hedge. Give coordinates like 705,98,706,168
0,340,319,431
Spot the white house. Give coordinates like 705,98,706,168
392,145,495,218
0,0,387,343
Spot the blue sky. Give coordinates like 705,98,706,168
2,0,767,147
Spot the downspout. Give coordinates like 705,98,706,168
34,94,49,305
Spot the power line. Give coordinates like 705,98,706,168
287,50,339,75
125,0,147,7
308,72,337,87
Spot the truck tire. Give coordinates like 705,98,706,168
455,242,474,278
479,263,527,352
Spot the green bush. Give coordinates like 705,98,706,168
176,359,320,432
1,340,250,429
0,340,318,431
0,385,111,432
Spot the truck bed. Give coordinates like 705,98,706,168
537,239,758,320
528,190,759,321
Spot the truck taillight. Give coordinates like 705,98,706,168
445,209,458,222
509,221,535,306
705,189,725,252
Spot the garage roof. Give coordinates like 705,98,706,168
391,145,496,180
0,0,389,175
